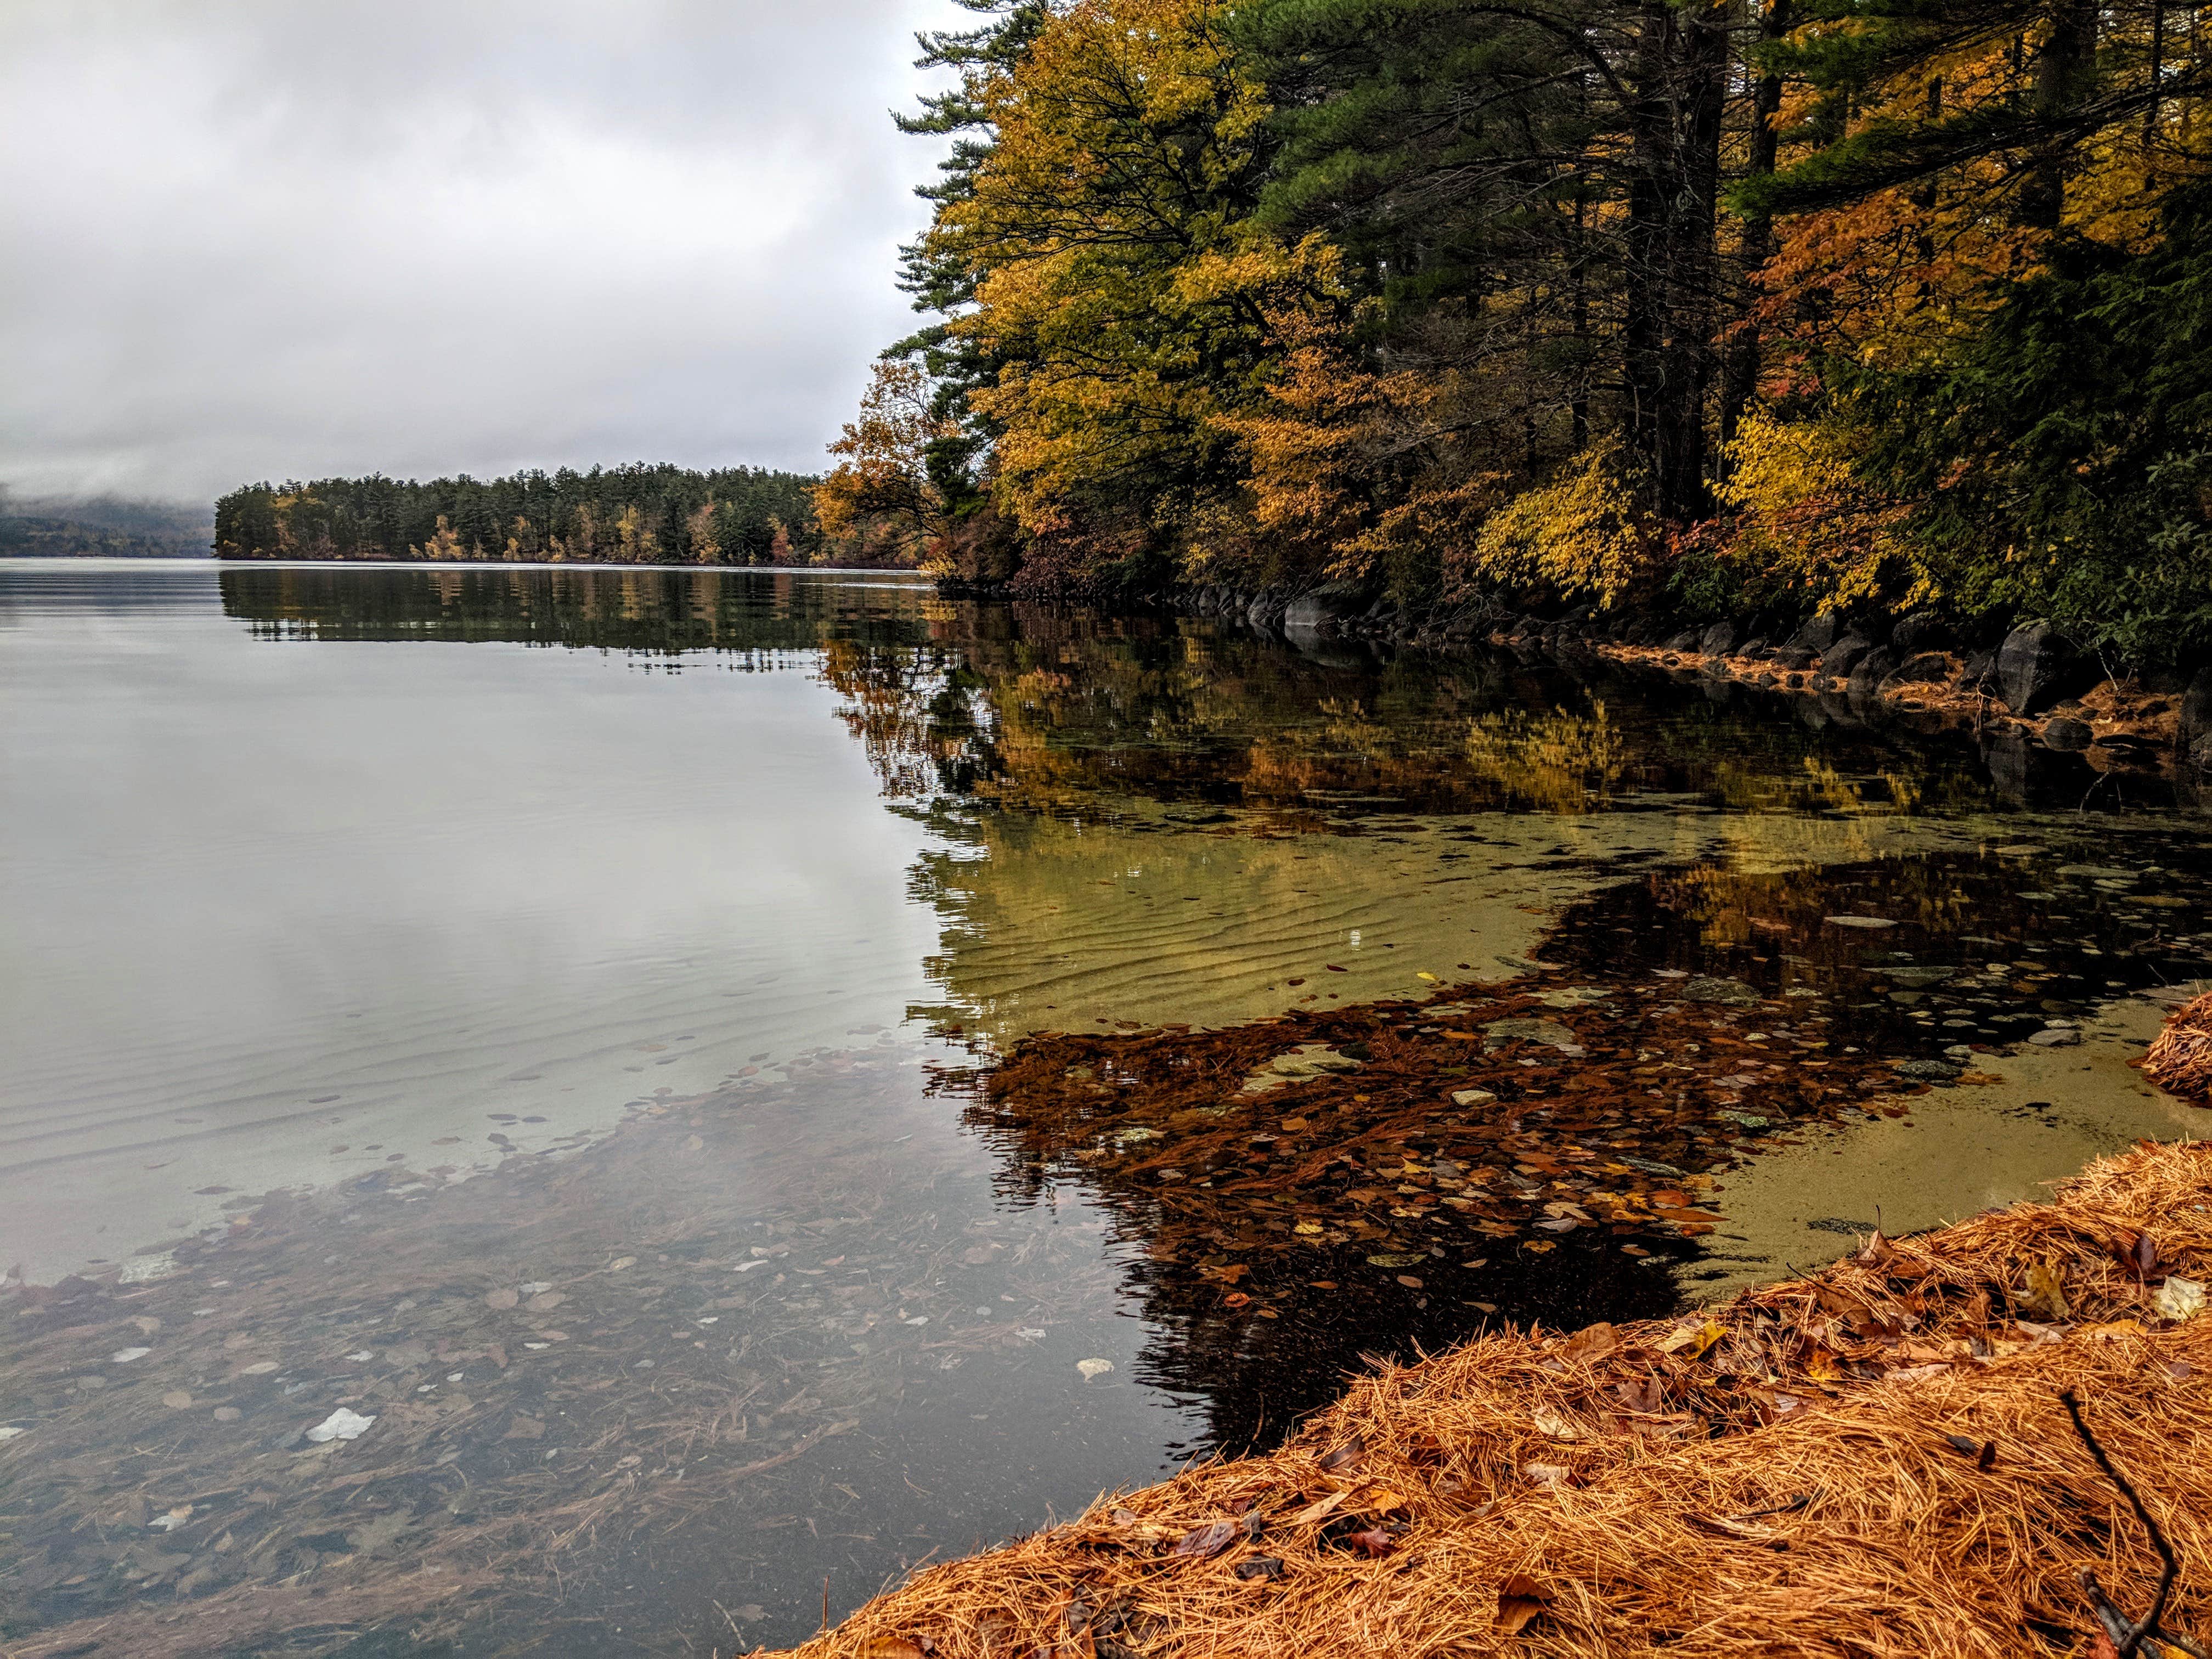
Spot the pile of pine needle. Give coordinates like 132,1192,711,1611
775,1137,2212,1659
2148,992,2212,1103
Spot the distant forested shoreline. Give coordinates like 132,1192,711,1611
213,464,840,565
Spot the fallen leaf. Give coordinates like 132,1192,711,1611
1855,1229,1898,1268
1521,1462,1572,1487
1533,1407,1583,1441
161,1390,194,1410
1171,1520,1240,1558
1495,1573,1553,1634
1289,1491,1346,1525
484,1288,518,1310
305,1408,376,1443
1657,1319,1726,1358
1234,1556,1285,1581
1342,1525,1395,1557
1559,1322,1618,1363
2154,1276,2205,1322
1076,1358,1114,1383
861,1639,925,1659
1317,1436,1367,1472
1395,1274,1425,1289
2022,1262,2070,1321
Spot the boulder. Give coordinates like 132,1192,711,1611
2192,731,2212,772
2181,667,2212,748
2042,716,2095,751
1996,621,2097,714
1886,652,1955,685
1698,620,1740,656
1788,614,1842,653
1773,647,1817,670
1282,581,1373,634
1890,611,1952,653
1821,635,1877,677
1847,647,1898,697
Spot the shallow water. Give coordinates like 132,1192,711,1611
2,559,2208,1656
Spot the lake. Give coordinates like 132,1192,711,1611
3,558,2207,1657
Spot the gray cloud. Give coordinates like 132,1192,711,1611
0,0,967,503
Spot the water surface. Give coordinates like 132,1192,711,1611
3,560,2208,1657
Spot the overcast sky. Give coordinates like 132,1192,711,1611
0,0,970,505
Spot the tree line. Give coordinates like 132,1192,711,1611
214,464,831,566
818,0,2212,665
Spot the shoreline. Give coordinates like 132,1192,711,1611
774,1135,2212,1659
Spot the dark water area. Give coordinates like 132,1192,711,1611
2,560,2208,1657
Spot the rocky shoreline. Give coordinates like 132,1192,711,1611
1150,582,2212,785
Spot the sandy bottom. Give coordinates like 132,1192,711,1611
1691,991,2208,1299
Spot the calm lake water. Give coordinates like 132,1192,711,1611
2,558,2208,1657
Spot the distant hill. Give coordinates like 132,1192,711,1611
0,495,213,558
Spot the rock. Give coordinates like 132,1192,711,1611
1873,965,1954,988
1895,1058,1960,1082
2193,732,2212,772
1451,1087,1498,1107
1891,610,1951,653
1825,915,1898,929
1885,651,1954,685
1666,629,1703,652
2041,716,2095,751
1698,620,1740,656
2028,1026,2083,1047
2180,667,2212,748
1821,635,1877,676
1683,976,1760,1006
1996,621,2097,714
1774,647,1816,670
1283,581,1372,634
1482,1018,1587,1057
1788,614,1842,653
1959,648,1999,690
1847,647,1898,696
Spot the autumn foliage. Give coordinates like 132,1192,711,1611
833,0,2212,662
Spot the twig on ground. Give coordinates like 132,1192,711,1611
2063,1387,2182,1658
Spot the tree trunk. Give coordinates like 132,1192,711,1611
1718,0,1790,461
1624,0,1728,521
